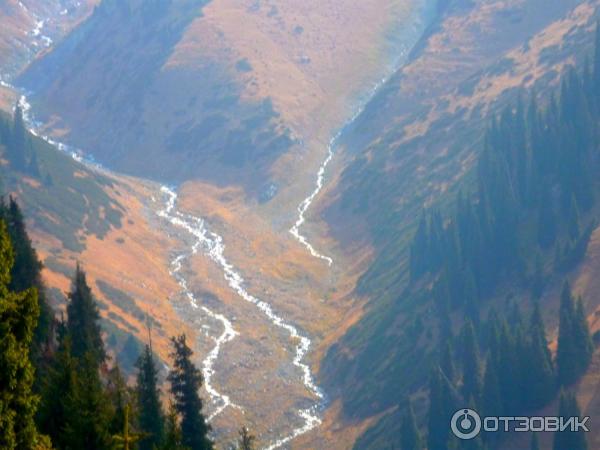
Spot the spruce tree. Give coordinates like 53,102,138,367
427,367,458,450
400,398,422,450
524,301,555,410
557,282,593,386
66,264,106,365
168,335,213,450
136,345,165,450
573,296,593,377
462,269,480,326
161,401,189,450
28,150,40,178
557,282,576,386
567,195,581,240
43,266,113,449
481,355,501,446
9,104,27,171
440,342,456,383
531,253,545,299
63,351,113,450
0,220,41,449
537,188,557,249
460,322,482,404
481,355,501,418
37,337,78,449
1,197,53,369
496,321,520,414
553,390,588,450
107,365,130,437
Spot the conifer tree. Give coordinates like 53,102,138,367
28,149,40,178
496,321,520,414
400,398,422,450
481,355,501,419
41,266,113,449
537,188,557,249
553,390,588,450
107,365,130,437
0,220,41,449
573,296,594,375
525,301,555,409
1,197,52,369
481,355,501,446
557,282,576,386
9,104,27,171
531,253,545,299
567,195,581,240
557,282,593,386
66,264,106,365
460,322,482,404
168,335,213,450
62,351,113,450
440,342,456,383
37,337,77,449
427,367,458,450
462,269,480,325
136,345,165,450
161,401,190,450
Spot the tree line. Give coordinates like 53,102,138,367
415,283,592,450
401,22,600,450
409,25,600,319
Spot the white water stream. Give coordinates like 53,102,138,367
157,186,324,449
158,194,241,421
13,88,248,424
289,73,404,267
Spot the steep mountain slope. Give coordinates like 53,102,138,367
18,0,428,197
315,0,600,447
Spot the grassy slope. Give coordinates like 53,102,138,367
318,0,600,446
0,112,192,371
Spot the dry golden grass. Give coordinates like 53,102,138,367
170,0,415,138
30,173,193,362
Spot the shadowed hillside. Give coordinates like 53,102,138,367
318,0,600,447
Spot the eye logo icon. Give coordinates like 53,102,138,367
451,409,481,440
